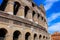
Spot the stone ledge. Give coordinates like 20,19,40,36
0,12,47,33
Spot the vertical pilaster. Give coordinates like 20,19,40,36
17,6,24,18
5,34,13,40
5,1,13,15
33,14,38,24
38,16,41,25
26,10,33,21
18,35,22,40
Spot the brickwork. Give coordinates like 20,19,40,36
51,32,60,40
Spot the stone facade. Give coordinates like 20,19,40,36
51,32,60,40
0,0,50,40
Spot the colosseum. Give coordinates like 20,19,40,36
0,0,50,40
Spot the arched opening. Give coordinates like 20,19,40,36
46,37,48,39
32,11,35,17
34,34,37,40
13,30,21,40
14,2,21,15
0,0,8,11
32,2,35,7
25,32,31,40
39,35,42,40
43,36,45,39
0,28,7,40
38,14,40,18
44,19,46,22
24,6,29,17
41,16,43,20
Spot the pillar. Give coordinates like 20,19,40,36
18,35,22,40
33,14,38,24
5,1,13,15
38,16,44,27
38,16,42,25
17,6,24,18
26,10,33,21
5,34,13,40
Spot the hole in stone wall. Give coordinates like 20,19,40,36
34,34,37,40
39,35,42,39
0,28,8,40
14,1,21,15
25,32,31,40
13,30,21,40
43,36,45,39
32,2,35,7
24,6,29,17
32,11,35,17
38,13,40,18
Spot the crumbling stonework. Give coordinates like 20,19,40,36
0,0,50,40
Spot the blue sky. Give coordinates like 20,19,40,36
0,0,60,34
33,0,60,34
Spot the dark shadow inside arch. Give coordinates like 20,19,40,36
24,6,29,17
0,0,8,11
39,35,42,39
32,11,35,17
13,30,21,40
0,28,7,40
32,2,35,7
41,16,43,20
43,36,45,39
25,32,30,40
38,14,40,18
34,34,37,40
14,2,21,15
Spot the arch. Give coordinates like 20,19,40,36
0,0,8,11
38,14,40,18
25,32,31,40
34,34,37,40
13,30,21,40
39,35,42,39
41,16,43,20
32,11,36,17
46,37,48,39
43,36,45,39
24,6,30,17
14,1,21,15
0,28,8,40
44,19,46,22
32,2,35,7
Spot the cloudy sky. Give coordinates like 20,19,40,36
33,0,60,34
0,0,60,34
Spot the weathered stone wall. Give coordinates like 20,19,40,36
0,0,50,40
0,0,48,30
0,13,50,40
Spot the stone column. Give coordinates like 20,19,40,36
5,1,13,15
18,35,22,40
33,14,38,24
26,10,33,21
38,16,44,27
5,34,13,40
17,6,24,18
38,16,41,25
37,35,39,40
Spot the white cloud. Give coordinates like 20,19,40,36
48,22,60,34
44,0,59,11
45,0,59,2
44,3,53,11
47,13,60,23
